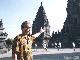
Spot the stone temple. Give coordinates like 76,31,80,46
32,0,80,48
0,19,8,49
49,0,80,48
32,2,50,48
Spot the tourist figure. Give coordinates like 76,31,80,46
43,40,47,51
12,21,44,60
72,42,75,51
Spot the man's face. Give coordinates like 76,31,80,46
22,25,30,35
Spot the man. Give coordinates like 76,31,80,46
12,21,44,60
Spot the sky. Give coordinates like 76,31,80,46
0,0,68,39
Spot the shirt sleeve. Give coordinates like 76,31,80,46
31,35,36,43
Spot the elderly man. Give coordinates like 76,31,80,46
12,21,44,60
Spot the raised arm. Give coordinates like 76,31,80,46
32,27,45,38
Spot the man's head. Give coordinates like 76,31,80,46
21,21,31,35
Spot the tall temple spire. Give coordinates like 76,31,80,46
32,2,48,34
32,2,49,34
32,2,50,48
60,0,80,48
41,2,42,6
37,2,45,15
1,19,2,21
0,18,8,50
0,19,3,28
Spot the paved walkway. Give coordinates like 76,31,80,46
0,52,80,60
0,48,80,60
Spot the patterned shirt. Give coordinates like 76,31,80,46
12,34,35,55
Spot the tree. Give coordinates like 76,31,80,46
5,38,13,49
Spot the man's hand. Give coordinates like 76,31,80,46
32,27,45,38
40,27,45,33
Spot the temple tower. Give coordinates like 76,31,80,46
32,2,50,48
0,19,8,49
61,0,80,48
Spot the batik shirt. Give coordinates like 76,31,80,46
12,34,35,55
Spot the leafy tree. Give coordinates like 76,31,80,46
5,38,13,49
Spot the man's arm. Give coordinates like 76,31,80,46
32,28,45,38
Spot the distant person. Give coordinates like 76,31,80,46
12,21,44,60
43,40,47,51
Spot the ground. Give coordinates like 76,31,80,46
0,48,80,60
